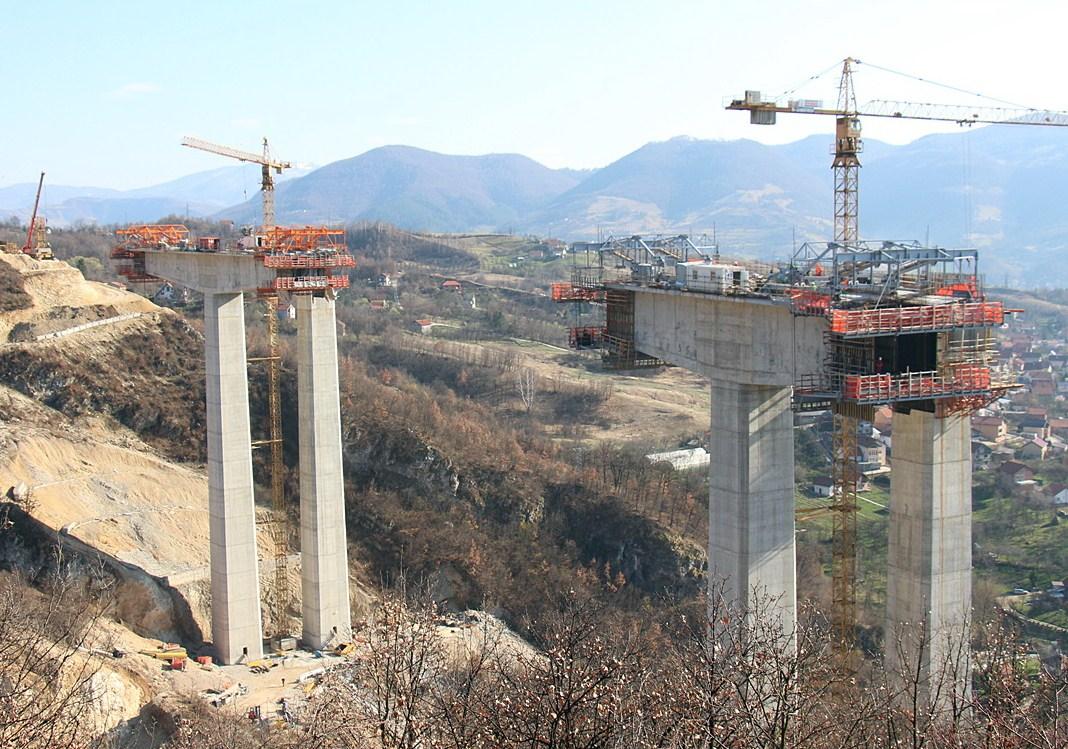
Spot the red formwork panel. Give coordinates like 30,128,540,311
829,302,1003,336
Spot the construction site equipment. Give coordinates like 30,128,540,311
181,136,292,231
553,234,715,361
21,172,53,260
249,297,289,639
141,646,188,660
724,58,1068,651
568,326,606,349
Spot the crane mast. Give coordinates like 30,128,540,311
829,58,863,651
833,58,861,245
23,172,45,253
180,136,291,231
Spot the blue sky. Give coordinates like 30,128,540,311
6,0,1068,188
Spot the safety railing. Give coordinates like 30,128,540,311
568,326,606,349
842,365,991,403
261,253,356,269
789,289,833,315
551,283,605,302
829,301,1003,336
272,275,351,291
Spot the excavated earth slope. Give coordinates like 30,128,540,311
0,255,292,737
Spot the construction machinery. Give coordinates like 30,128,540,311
180,136,291,232
725,58,1067,650
18,172,54,260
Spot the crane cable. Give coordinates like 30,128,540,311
856,60,1040,111
770,60,845,104
770,57,1056,114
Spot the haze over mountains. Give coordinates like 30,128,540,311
4,127,1068,283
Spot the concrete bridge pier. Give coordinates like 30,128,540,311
204,290,264,664
886,409,972,705
709,381,797,630
295,293,352,649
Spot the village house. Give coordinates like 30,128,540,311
1031,372,1057,397
1020,437,1049,461
440,279,463,293
857,434,887,467
1019,415,1052,440
1042,483,1068,507
812,476,835,497
972,415,1007,443
999,461,1036,493
1047,434,1068,456
972,440,995,469
1022,359,1052,375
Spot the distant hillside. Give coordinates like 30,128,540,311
525,136,831,249
221,145,583,231
8,128,1068,282
0,165,308,227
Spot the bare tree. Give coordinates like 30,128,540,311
516,367,538,414
0,563,111,749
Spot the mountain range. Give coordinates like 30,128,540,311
4,127,1068,283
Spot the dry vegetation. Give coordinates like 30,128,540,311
0,258,32,312
156,586,1068,748
0,313,206,462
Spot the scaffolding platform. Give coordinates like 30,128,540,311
828,301,1003,337
261,254,356,269
110,223,355,296
568,326,606,349
551,283,605,303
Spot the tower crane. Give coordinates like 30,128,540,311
180,136,291,231
180,135,293,638
728,58,1068,651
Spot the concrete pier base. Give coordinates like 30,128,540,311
205,291,264,664
295,294,352,649
708,381,796,632
886,409,972,705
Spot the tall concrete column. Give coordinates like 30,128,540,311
708,381,796,633
295,294,352,649
205,291,264,664
886,409,972,705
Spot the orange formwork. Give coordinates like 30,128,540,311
115,224,190,248
568,326,606,349
789,289,832,315
551,283,605,303
270,274,351,292
262,254,356,269
829,302,1003,336
263,226,346,253
842,365,991,403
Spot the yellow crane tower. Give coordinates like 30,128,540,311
181,136,291,232
728,58,1068,650
181,135,293,638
